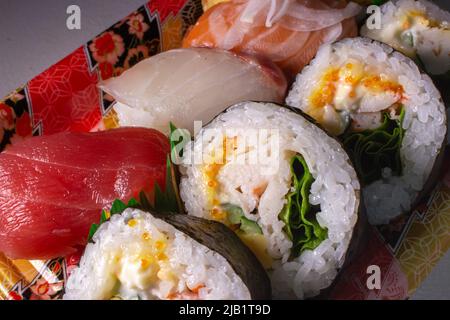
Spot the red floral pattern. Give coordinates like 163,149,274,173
0,90,31,149
15,112,32,138
27,47,102,134
127,13,150,40
29,279,64,300
65,248,83,278
125,45,150,69
98,61,115,79
0,0,202,301
149,0,190,23
0,105,12,143
329,228,408,300
0,103,15,131
89,31,125,65
7,291,23,300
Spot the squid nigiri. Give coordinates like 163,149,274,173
183,0,361,81
0,128,169,259
99,48,287,134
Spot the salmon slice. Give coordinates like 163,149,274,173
0,128,169,260
183,0,359,81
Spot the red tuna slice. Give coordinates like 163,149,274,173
0,127,170,260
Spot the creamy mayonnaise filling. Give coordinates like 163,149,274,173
308,60,404,135
96,218,187,300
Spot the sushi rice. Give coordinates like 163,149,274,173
361,0,450,75
286,37,446,225
180,102,360,298
64,209,251,300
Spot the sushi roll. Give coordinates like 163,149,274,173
183,0,361,81
99,48,287,134
360,0,450,104
179,102,362,299
361,0,450,76
64,208,270,300
286,37,447,225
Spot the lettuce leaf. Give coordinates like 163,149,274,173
278,155,327,258
341,107,405,185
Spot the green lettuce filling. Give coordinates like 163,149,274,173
341,107,405,185
278,155,327,258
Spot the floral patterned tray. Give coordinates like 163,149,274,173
0,0,449,300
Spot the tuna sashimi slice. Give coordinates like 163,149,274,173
0,127,170,260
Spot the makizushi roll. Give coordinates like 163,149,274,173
64,208,270,300
361,0,449,76
360,0,450,103
179,102,361,299
286,37,446,225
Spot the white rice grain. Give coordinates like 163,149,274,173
286,37,446,225
180,102,360,298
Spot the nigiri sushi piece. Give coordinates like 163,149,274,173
0,128,170,260
182,0,361,81
99,48,287,134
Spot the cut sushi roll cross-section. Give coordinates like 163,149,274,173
361,0,450,76
64,208,270,300
361,0,450,104
286,37,446,225
179,102,361,299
